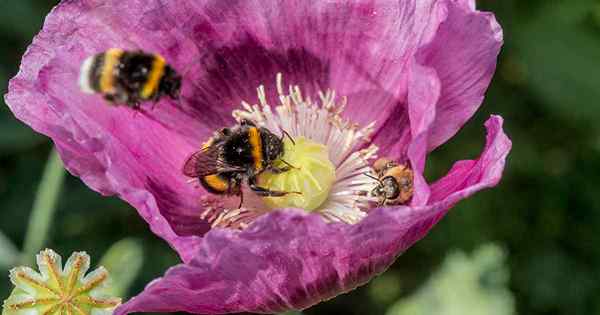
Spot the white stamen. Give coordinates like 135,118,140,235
223,73,380,225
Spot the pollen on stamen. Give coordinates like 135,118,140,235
199,194,272,230
196,73,379,226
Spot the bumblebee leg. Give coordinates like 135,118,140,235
248,176,301,197
129,101,142,118
280,129,296,145
267,159,298,174
232,173,244,208
267,165,291,174
103,94,117,105
113,90,131,106
219,127,232,136
249,184,299,197
130,100,141,110
238,190,244,208
281,159,300,171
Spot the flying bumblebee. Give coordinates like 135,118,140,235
79,48,181,108
183,120,298,206
366,158,414,206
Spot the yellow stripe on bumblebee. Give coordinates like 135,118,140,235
140,55,166,99
249,127,263,171
99,48,124,94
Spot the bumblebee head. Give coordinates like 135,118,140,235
161,66,182,99
262,128,284,163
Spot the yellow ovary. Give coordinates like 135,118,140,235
258,137,335,211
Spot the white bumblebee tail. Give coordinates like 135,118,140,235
78,55,95,94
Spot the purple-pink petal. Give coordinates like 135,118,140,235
6,0,509,312
416,0,503,151
4,0,497,263
115,115,511,315
369,0,503,159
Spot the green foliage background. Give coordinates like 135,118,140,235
0,1,599,314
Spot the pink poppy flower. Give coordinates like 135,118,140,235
5,0,510,314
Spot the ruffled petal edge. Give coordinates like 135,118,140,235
115,115,511,315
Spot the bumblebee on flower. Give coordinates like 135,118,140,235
5,0,511,314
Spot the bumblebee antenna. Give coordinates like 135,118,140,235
281,130,296,146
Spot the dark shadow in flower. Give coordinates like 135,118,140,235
136,1,332,139
140,0,409,154
180,36,330,129
367,100,411,159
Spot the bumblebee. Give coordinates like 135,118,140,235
183,120,297,206
367,158,414,206
79,48,181,108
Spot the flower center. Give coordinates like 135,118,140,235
258,136,336,211
199,73,381,229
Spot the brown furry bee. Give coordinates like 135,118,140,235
367,158,414,206
79,48,181,108
183,120,297,206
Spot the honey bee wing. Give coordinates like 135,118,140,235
182,148,220,178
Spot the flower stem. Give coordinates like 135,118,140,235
0,230,19,269
99,238,144,297
20,148,66,266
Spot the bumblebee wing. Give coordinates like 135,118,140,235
182,148,220,178
182,146,246,178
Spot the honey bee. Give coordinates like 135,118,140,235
366,158,414,206
183,120,298,206
79,48,181,108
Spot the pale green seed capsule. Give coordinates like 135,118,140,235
2,249,120,315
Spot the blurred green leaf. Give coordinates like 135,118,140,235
0,66,46,154
99,238,144,298
516,1,600,123
20,148,65,266
0,1,44,39
368,271,403,305
0,115,46,154
0,231,19,269
386,244,516,315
